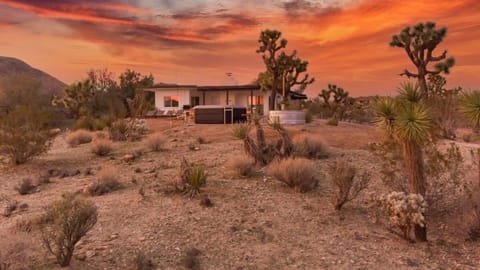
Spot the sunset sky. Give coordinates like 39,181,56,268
0,0,479,96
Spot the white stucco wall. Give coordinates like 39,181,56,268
154,88,192,110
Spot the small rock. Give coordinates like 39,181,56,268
123,154,135,163
134,168,142,173
200,195,213,207
76,254,86,261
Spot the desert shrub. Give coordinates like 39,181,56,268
88,167,121,196
15,178,36,195
196,136,207,144
328,159,369,210
110,118,148,141
293,134,329,159
66,129,93,147
145,133,166,151
38,193,97,267
132,251,155,270
232,124,250,140
227,155,255,177
327,118,338,126
268,158,318,192
91,139,113,156
377,192,427,240
74,116,110,131
0,235,37,270
181,247,201,270
95,130,108,139
177,158,207,198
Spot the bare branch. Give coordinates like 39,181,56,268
399,69,419,78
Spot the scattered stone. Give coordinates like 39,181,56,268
76,254,86,261
47,169,61,177
123,154,135,163
86,250,96,258
134,168,142,173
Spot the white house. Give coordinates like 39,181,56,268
144,84,270,116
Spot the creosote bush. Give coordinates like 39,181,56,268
329,159,369,210
293,134,329,159
15,178,36,195
268,158,318,192
38,193,97,267
145,133,166,151
66,129,93,147
91,139,113,156
377,192,427,241
227,155,255,177
232,124,250,140
88,167,121,196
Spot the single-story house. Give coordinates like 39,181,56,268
144,84,270,116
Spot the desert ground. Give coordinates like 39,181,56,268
1,118,480,269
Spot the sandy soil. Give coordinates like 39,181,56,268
1,119,479,269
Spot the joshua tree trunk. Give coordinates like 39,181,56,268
418,74,428,98
402,139,427,241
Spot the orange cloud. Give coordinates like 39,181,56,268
0,0,479,96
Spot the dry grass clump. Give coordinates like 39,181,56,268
227,155,255,177
268,158,318,192
197,136,208,144
293,134,329,159
15,178,36,195
66,129,92,147
91,139,113,156
88,167,121,196
2,199,18,217
0,235,37,270
145,133,166,151
95,130,109,139
38,193,97,267
329,158,369,210
13,218,34,234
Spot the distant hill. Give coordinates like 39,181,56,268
0,56,66,97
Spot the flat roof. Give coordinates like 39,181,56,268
144,84,261,92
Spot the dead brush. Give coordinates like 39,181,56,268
328,158,369,210
293,134,329,159
15,178,36,195
132,251,155,270
87,167,121,196
145,133,166,151
268,157,318,192
91,139,113,156
177,158,207,198
2,199,18,217
196,136,208,144
227,155,255,177
65,129,93,147
38,193,97,267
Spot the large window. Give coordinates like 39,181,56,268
164,96,179,107
191,96,200,107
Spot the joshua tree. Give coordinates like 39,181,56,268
374,82,433,241
390,22,455,98
319,84,349,126
257,29,314,110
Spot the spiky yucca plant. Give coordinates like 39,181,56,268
373,82,432,242
459,90,480,186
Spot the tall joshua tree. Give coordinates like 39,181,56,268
319,84,349,126
374,82,432,241
390,22,455,98
257,29,313,110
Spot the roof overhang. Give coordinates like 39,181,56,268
142,84,261,92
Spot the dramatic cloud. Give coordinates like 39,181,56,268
0,0,479,95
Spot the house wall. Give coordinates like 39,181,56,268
154,88,270,115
